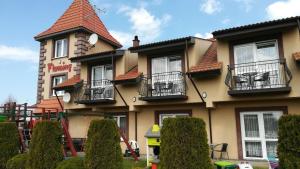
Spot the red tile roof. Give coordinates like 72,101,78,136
35,0,121,47
115,66,141,81
189,41,222,73
54,75,81,89
34,98,63,114
293,52,300,61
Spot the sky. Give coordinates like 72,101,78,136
0,0,299,105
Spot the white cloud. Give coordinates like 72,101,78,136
235,0,254,12
195,32,213,39
110,30,133,47
200,0,221,14
222,18,231,24
0,45,38,63
266,0,300,19
116,6,171,46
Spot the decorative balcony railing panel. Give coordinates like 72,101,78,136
225,59,292,95
74,79,115,104
139,71,187,100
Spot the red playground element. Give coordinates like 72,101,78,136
119,129,139,161
60,116,77,156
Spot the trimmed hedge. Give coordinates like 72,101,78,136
26,121,63,169
6,154,27,169
160,117,213,169
85,119,123,169
0,122,20,169
278,115,300,169
56,157,84,169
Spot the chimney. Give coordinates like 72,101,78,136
132,35,140,47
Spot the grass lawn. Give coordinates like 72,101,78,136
123,159,269,169
123,158,147,169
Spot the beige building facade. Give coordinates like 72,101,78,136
35,0,300,162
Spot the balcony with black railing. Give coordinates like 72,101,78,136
74,79,115,104
139,71,187,101
225,59,292,96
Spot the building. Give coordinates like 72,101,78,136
35,0,300,162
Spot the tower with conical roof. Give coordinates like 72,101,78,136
35,0,121,104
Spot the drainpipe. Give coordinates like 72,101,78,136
185,39,213,144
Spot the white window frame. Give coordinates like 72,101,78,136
233,40,279,65
54,38,68,58
159,113,190,126
91,65,113,99
52,75,66,96
240,111,282,160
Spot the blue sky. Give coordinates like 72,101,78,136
0,0,299,104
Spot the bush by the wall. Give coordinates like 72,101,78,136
56,157,84,169
278,115,300,169
6,154,27,169
160,117,213,169
0,122,20,169
26,121,63,169
85,119,123,169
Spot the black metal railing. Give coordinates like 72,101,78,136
225,59,292,92
75,79,114,103
139,71,186,98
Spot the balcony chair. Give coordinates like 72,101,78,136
91,87,105,100
254,72,270,88
233,76,248,90
212,143,229,160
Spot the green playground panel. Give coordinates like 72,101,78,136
0,115,8,122
214,161,237,169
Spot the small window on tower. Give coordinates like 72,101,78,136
54,38,68,58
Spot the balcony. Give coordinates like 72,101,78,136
225,59,292,96
139,71,187,101
74,80,115,104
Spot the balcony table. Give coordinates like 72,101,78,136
242,72,258,89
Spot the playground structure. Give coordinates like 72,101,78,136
0,102,139,161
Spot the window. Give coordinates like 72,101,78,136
151,56,181,74
234,40,279,65
158,112,190,126
240,111,282,160
54,38,68,58
52,75,66,96
91,65,113,99
112,115,127,140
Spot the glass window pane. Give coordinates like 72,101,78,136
105,65,113,80
234,45,254,64
244,114,260,138
266,141,278,158
245,141,263,158
119,116,126,131
63,39,68,56
168,56,181,72
56,40,62,58
264,113,280,139
256,41,278,61
92,66,103,84
152,57,167,74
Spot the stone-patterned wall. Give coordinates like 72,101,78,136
36,41,47,103
74,32,89,75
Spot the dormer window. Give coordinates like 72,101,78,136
54,38,68,58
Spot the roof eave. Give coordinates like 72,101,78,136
213,20,299,40
70,50,125,63
35,26,122,48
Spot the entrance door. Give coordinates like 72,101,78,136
91,65,113,99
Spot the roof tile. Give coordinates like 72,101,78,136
115,66,141,81
189,41,222,73
293,52,300,61
54,75,81,89
34,98,63,114
35,0,121,47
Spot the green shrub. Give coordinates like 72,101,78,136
26,121,64,169
278,115,300,169
85,119,123,169
56,157,84,169
0,122,20,169
6,154,27,169
160,117,213,169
